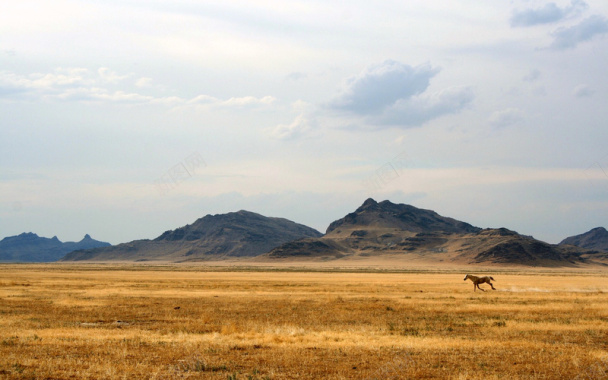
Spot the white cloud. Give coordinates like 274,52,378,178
135,77,153,88
378,86,474,127
15,75,168,105
0,68,93,97
268,61,474,137
549,15,608,50
0,68,108,99
63,89,155,104
30,68,92,88
0,68,276,109
183,94,276,109
510,0,588,27
488,108,524,128
186,94,218,105
220,95,276,108
98,68,129,83
269,113,316,141
329,60,440,115
327,60,473,129
0,68,94,99
267,99,320,140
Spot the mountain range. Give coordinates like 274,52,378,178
61,210,322,261
262,199,603,267
0,233,110,262
4,199,607,266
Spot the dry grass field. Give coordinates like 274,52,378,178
1,264,608,379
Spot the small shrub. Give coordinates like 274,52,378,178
1,337,18,346
401,327,420,336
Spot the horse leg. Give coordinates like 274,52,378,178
489,282,496,290
476,283,485,292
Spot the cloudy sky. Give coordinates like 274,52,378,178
1,0,608,245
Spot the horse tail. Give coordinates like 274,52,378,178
490,276,495,281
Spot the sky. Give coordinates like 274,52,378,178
1,0,608,245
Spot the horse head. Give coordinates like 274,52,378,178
463,274,469,281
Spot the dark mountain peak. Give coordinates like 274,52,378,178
156,209,323,243
63,234,111,252
193,210,267,226
20,232,39,238
360,198,379,209
478,228,521,237
589,227,608,234
6,232,41,242
357,198,405,213
560,227,608,252
326,199,480,235
235,209,256,215
232,210,268,221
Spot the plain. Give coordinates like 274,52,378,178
1,264,608,379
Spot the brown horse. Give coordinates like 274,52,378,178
464,274,496,291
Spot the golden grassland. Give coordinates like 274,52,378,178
1,264,608,379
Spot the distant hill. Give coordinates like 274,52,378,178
0,233,111,262
61,210,322,262
560,227,608,252
455,228,590,266
262,199,597,267
326,198,481,235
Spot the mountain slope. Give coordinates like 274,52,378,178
0,233,111,262
451,228,590,266
265,198,482,260
61,210,322,261
263,199,595,267
326,198,481,235
560,227,608,252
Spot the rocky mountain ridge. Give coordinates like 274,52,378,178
560,227,608,252
61,210,322,261
0,233,110,262
263,199,601,267
8,199,606,267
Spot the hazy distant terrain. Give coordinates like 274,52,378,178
0,233,110,262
